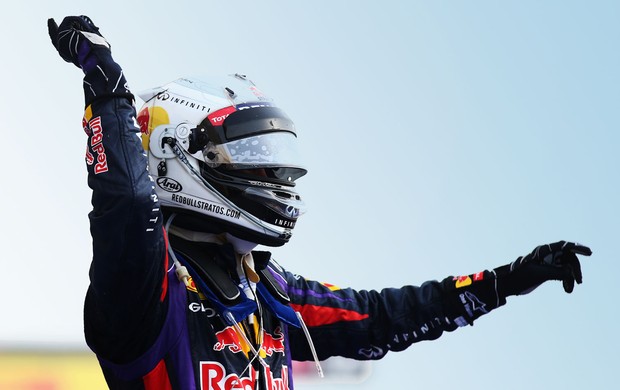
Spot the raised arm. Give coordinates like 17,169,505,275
48,16,168,363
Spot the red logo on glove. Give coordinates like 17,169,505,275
454,275,472,288
454,272,484,288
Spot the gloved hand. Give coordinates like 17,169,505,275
496,240,592,296
47,16,132,106
444,241,591,325
48,16,111,72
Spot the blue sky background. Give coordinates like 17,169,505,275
1,1,618,389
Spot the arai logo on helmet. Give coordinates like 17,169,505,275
157,177,183,193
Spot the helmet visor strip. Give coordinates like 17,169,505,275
203,132,307,183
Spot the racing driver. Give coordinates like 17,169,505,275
47,15,592,390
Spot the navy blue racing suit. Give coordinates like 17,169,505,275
81,91,505,390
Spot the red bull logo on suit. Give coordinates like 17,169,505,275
213,327,244,353
213,327,286,357
260,327,285,357
200,362,289,390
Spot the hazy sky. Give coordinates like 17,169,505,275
1,1,618,389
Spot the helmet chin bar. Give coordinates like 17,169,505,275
162,136,292,242
163,208,292,247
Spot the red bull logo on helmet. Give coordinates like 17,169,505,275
137,105,170,151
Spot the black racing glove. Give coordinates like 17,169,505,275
48,16,132,106
443,241,592,325
496,241,592,296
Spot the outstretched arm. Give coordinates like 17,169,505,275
284,241,591,361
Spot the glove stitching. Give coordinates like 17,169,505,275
491,269,500,308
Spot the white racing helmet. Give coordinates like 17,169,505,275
137,75,307,247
